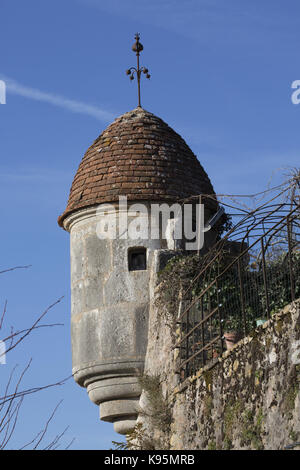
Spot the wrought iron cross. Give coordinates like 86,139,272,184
126,33,151,108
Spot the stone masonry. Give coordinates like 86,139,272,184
135,291,300,450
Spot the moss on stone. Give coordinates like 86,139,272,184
127,422,158,450
139,374,172,432
223,436,233,450
203,370,214,390
240,409,264,450
284,383,298,418
289,429,298,442
204,395,213,416
223,399,242,448
254,369,263,387
207,440,217,450
222,400,265,450
275,319,284,335
265,336,272,350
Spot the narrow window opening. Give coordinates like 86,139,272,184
128,248,147,271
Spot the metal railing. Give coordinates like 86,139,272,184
176,201,300,380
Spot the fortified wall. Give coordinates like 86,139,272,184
131,259,300,450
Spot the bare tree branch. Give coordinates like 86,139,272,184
0,375,72,408
0,300,7,330
0,268,74,449
1,297,64,357
33,400,63,450
0,265,32,275
2,322,64,348
19,400,75,451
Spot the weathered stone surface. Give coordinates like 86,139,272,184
136,297,300,450
66,205,184,435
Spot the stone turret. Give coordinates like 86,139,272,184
58,107,216,434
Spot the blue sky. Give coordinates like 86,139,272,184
0,0,299,449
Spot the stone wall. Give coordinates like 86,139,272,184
133,290,300,450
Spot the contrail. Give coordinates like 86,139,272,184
0,75,115,122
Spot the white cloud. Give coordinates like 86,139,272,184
78,0,222,40
76,0,294,50
0,75,115,122
0,167,72,184
77,0,262,42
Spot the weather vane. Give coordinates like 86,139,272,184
126,33,151,108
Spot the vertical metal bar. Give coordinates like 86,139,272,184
238,256,247,336
179,306,184,380
287,216,295,302
261,237,270,319
186,308,189,378
197,195,202,257
201,296,205,367
209,277,212,360
207,293,212,365
216,257,223,355
137,53,141,108
192,302,195,375
209,307,213,360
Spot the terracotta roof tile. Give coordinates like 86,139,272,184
58,107,216,227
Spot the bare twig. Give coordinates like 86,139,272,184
0,265,32,275
19,400,75,451
0,375,72,408
33,400,63,450
2,297,64,357
2,322,64,348
0,282,73,449
0,300,7,330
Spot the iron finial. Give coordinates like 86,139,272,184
126,33,151,108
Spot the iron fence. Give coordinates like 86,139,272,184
176,201,300,380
